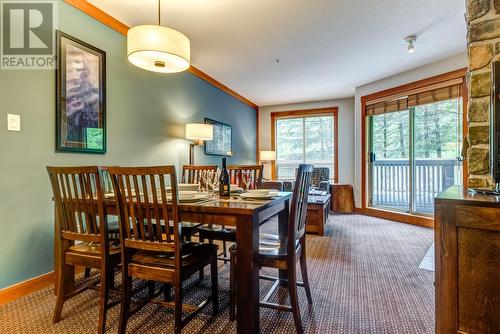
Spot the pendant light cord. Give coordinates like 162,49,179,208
158,0,161,25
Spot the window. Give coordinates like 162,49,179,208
272,108,338,180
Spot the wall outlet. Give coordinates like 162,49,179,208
7,114,20,132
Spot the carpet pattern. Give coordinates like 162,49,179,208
0,215,435,333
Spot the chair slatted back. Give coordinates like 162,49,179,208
98,166,116,194
227,165,263,190
289,164,313,248
47,166,107,244
181,165,218,184
108,166,180,256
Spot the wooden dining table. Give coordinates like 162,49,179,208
53,192,292,334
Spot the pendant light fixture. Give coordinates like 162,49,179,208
127,0,190,73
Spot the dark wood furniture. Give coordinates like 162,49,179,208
228,164,264,190
180,165,218,241
108,166,219,334
198,164,264,262
181,164,218,184
330,183,355,213
260,180,283,191
229,164,314,334
98,166,120,239
47,166,120,334
53,184,292,334
306,194,330,236
435,186,500,334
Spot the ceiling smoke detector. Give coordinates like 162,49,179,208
405,35,417,54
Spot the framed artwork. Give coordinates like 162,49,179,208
204,118,232,156
56,31,106,153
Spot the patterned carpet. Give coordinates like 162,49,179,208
0,215,435,334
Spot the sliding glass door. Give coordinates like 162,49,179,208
412,98,463,214
368,90,463,215
369,110,410,212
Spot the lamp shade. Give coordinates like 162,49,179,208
185,123,213,141
260,150,276,161
127,25,190,73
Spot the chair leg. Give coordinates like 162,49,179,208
163,283,172,301
148,280,155,298
52,263,68,323
198,267,205,284
97,266,109,334
229,252,236,321
288,268,304,334
211,259,219,316
222,241,228,263
174,281,183,334
118,269,132,334
300,252,313,305
198,236,205,283
109,267,116,290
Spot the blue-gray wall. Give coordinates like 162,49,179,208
0,1,256,289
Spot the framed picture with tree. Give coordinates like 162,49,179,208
56,31,106,154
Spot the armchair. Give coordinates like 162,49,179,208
310,167,331,193
280,167,331,193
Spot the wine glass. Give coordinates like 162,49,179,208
199,170,208,193
213,169,220,195
241,171,253,191
206,171,216,198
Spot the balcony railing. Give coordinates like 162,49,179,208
371,158,460,213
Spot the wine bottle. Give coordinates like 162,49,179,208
219,158,231,198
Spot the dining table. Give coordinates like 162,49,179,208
53,191,292,334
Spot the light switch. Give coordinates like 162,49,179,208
7,114,20,131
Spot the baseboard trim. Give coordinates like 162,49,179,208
0,272,54,306
355,207,434,229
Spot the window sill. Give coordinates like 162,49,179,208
355,207,434,229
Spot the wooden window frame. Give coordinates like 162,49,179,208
360,68,468,227
271,107,339,181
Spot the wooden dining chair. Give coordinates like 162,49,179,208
228,164,263,190
228,164,314,334
99,166,121,238
197,164,264,263
181,164,218,184
83,166,121,279
108,166,219,334
47,166,121,334
180,165,218,242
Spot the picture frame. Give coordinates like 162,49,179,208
56,31,106,154
204,118,233,157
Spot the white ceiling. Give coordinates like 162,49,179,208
87,0,466,106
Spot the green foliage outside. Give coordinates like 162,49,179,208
371,98,462,160
276,115,334,179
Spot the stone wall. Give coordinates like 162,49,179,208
466,0,499,187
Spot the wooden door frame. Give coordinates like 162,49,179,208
360,68,468,227
270,107,339,181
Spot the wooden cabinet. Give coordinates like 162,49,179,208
306,194,330,236
435,186,500,334
330,183,355,213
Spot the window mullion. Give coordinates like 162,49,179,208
409,107,415,214
302,117,306,164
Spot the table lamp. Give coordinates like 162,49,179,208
186,123,213,165
260,150,276,180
